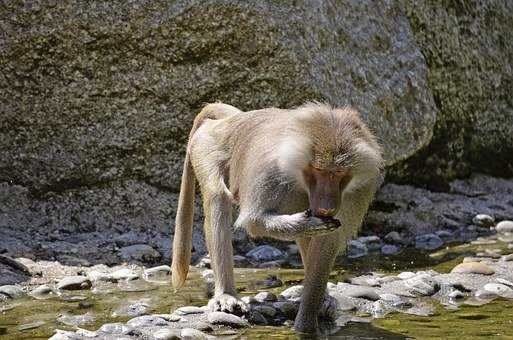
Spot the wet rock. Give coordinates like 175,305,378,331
350,276,380,287
254,291,277,303
403,274,438,296
280,285,303,302
87,270,112,282
207,311,249,328
112,300,150,317
181,328,208,339
248,310,268,325
246,245,284,261
233,255,250,267
0,285,25,299
496,220,513,233
381,244,400,255
451,262,495,275
472,214,495,228
358,236,382,251
127,315,170,328
384,231,403,244
57,312,95,326
57,276,92,290
273,300,300,316
328,291,356,311
347,240,368,258
436,230,455,241
483,283,513,298
252,305,276,318
475,289,497,300
119,244,161,263
336,283,380,301
176,306,204,315
30,284,55,299
143,265,171,282
415,234,443,250
153,328,181,340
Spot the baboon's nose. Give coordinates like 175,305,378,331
316,208,335,217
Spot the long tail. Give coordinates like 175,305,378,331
171,103,241,289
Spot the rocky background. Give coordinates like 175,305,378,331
1,0,512,266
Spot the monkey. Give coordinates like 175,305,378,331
171,102,383,334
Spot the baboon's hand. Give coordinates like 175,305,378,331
301,210,341,236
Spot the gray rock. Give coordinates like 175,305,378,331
483,283,513,298
384,231,403,244
57,276,92,290
415,234,443,250
496,221,513,233
357,236,382,251
472,214,495,228
248,310,268,325
30,284,55,300
119,244,161,263
0,285,25,299
280,285,303,302
336,283,379,301
180,328,208,339
496,278,513,288
112,300,150,317
403,274,438,296
126,315,170,328
328,291,356,311
143,265,171,282
153,328,181,340
273,301,300,315
347,240,368,258
175,306,204,315
253,291,277,303
252,305,276,318
110,268,140,281
381,244,400,255
57,312,95,327
451,262,495,275
246,245,284,262
350,276,380,287
207,312,249,328
397,272,416,280
98,323,134,335
475,289,497,300
233,255,250,267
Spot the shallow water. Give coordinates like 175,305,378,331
1,241,513,339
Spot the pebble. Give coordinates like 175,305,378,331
118,244,161,262
207,311,249,328
472,214,495,228
181,328,208,339
347,240,368,258
280,285,303,301
451,262,495,275
142,265,171,282
57,276,92,290
483,283,513,298
384,231,403,244
153,328,181,340
175,306,204,315
30,284,54,299
246,245,284,261
381,244,400,255
415,234,443,250
254,291,277,302
496,220,513,233
0,285,25,299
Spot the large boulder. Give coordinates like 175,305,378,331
0,0,435,261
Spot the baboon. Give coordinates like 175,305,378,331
171,102,383,333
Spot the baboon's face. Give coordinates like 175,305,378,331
303,164,352,217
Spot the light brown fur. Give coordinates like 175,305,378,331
171,102,383,333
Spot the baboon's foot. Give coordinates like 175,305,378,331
207,293,248,315
319,293,338,319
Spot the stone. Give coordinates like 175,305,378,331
180,328,208,339
0,285,25,299
381,244,400,255
207,312,249,328
110,268,140,281
112,300,150,317
30,284,55,299
483,283,513,298
273,301,300,315
254,291,277,303
143,265,171,282
451,262,495,275
347,240,368,258
496,221,513,233
280,285,303,302
328,292,356,311
336,283,379,301
233,255,250,267
403,274,438,296
246,245,284,261
497,278,513,288
119,244,161,263
384,231,403,244
175,306,204,315
57,276,92,290
126,315,170,328
397,272,416,280
248,310,268,325
475,289,497,300
252,305,276,318
415,234,443,250
472,214,495,228
57,313,95,327
357,236,382,251
153,328,181,340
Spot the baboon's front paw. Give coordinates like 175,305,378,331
208,294,248,316
319,294,338,320
303,215,341,236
